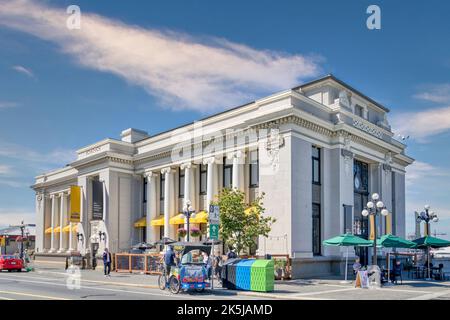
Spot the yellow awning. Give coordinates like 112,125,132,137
45,227,53,234
151,215,165,226
53,226,61,233
191,210,208,224
62,224,78,233
134,217,147,228
170,213,186,225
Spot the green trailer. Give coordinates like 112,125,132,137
250,259,274,292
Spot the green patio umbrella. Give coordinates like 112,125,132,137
323,233,372,283
412,236,450,280
373,234,416,284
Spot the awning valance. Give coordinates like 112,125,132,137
45,227,53,234
62,224,78,233
191,211,208,224
170,213,186,225
150,215,165,226
134,217,147,228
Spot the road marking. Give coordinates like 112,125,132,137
0,275,212,300
0,296,15,300
292,287,357,296
408,289,450,300
0,290,68,300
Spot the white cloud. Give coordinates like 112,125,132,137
12,65,34,78
391,106,450,142
0,101,19,109
0,0,321,112
0,141,76,165
414,84,450,104
405,161,450,187
0,208,35,227
0,164,13,175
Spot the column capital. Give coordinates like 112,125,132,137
227,150,246,160
202,156,219,165
143,169,158,179
180,162,197,170
161,167,175,175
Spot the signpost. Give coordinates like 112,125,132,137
208,205,220,290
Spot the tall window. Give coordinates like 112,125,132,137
249,149,259,188
312,146,321,184
199,164,207,195
160,173,165,214
312,203,321,256
223,157,233,188
143,177,147,216
354,159,369,265
355,105,364,118
179,168,185,198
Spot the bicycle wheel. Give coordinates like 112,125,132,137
158,274,167,290
169,276,181,294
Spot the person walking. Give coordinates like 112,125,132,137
103,248,112,277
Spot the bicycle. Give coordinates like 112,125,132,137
157,263,181,294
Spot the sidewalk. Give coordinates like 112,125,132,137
32,261,450,300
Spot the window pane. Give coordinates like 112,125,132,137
179,175,185,198
200,165,207,194
313,159,320,183
224,167,232,188
312,147,320,158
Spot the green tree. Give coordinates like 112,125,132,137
214,188,275,256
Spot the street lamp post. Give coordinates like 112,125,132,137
415,205,438,280
362,193,389,266
182,200,196,242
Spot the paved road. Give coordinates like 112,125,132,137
0,270,262,300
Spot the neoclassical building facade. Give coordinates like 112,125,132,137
32,75,414,277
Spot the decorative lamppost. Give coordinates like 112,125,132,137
415,205,438,280
415,205,438,236
182,200,196,242
362,193,389,266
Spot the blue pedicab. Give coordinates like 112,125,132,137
158,242,212,294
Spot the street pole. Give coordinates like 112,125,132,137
211,239,214,290
186,212,190,242
373,215,377,266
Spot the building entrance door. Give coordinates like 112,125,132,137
354,160,369,266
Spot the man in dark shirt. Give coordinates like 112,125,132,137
164,246,176,276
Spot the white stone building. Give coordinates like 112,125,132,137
32,75,414,277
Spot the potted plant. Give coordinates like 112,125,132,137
177,228,187,238
190,227,201,238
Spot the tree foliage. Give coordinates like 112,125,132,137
214,188,276,255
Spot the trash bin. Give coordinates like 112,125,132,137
221,258,240,290
236,259,255,290
250,259,274,292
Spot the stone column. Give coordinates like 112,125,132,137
181,162,196,210
204,157,218,207
161,167,175,238
59,192,67,252
68,191,74,252
144,170,158,243
35,192,45,253
49,194,56,253
229,150,245,192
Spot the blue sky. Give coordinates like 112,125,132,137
0,0,449,239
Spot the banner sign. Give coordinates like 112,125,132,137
369,215,375,240
92,180,104,220
209,205,220,224
70,185,81,223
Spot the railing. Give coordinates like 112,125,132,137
115,253,163,275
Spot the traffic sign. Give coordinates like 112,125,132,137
209,204,220,224
209,224,219,240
